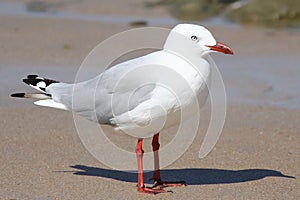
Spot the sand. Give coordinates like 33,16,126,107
0,0,299,199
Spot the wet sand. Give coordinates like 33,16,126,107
0,0,299,199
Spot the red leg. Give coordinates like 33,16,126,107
150,133,186,189
150,133,161,181
136,138,167,194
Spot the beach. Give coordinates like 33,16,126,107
0,0,299,199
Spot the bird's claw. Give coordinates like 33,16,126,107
150,178,186,189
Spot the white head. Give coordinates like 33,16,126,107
164,24,233,55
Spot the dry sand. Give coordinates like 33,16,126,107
0,0,299,199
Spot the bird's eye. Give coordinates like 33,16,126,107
191,35,198,41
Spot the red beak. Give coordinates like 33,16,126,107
207,42,233,55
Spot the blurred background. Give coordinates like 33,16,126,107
1,0,299,108
0,0,299,199
148,0,300,28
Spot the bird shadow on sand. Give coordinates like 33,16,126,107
67,165,295,185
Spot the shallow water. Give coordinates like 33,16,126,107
0,1,239,27
215,55,300,109
0,1,178,26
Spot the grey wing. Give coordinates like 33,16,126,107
47,54,158,124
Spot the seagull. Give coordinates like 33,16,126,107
11,24,233,194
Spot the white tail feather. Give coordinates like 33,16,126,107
24,93,51,100
34,99,69,110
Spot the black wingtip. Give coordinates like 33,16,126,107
23,75,39,85
11,93,25,98
27,74,38,79
23,78,29,84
